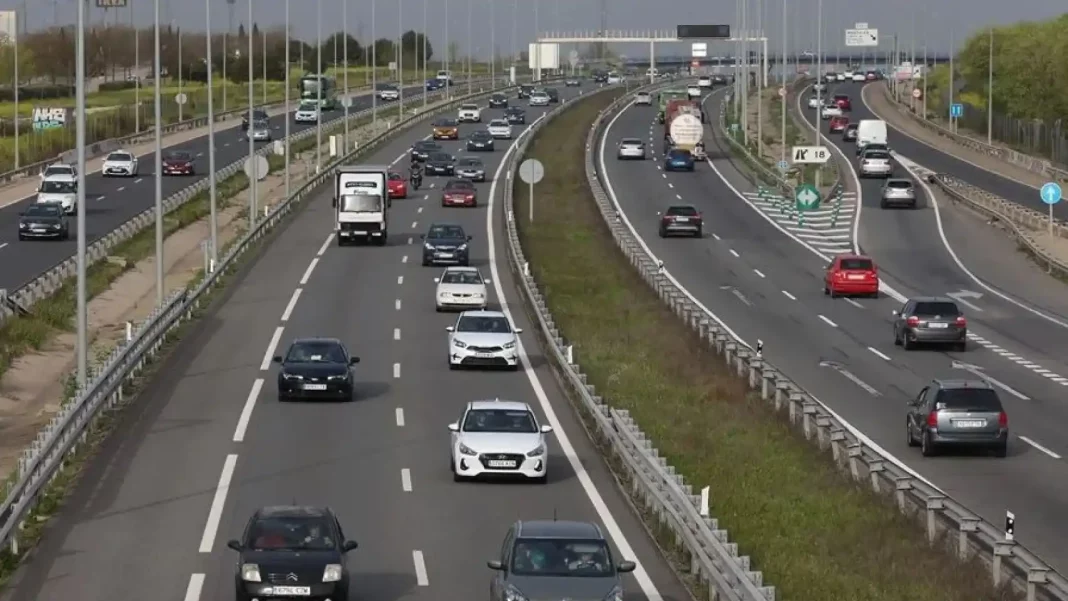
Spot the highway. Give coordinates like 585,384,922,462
599,86,1068,574
0,83,460,294
0,84,689,601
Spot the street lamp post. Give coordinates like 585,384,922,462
422,0,428,107
153,0,164,305
344,0,350,152
316,0,323,171
248,0,257,227
398,0,404,119
75,0,89,385
207,0,219,263
285,0,291,200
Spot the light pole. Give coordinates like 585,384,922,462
75,0,88,386
986,27,993,145
343,0,350,152
511,0,516,75
153,0,164,306
371,0,377,122
422,0,428,108
444,0,449,96
490,0,495,87
285,0,291,198
398,0,404,119
248,0,257,227
815,0,823,190
948,28,954,133
262,28,267,104
207,0,218,263
178,26,184,121
225,0,235,112
12,8,18,170
315,0,323,171
131,2,140,133
780,0,786,167
466,0,472,95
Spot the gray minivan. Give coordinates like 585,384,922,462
906,379,1008,457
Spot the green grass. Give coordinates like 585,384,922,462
514,89,1018,601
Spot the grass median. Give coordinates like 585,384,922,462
514,90,1014,601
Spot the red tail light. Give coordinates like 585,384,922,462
926,411,939,428
955,316,967,327
867,270,877,279
906,316,920,327
998,411,1008,428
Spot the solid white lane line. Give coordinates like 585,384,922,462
393,363,401,378
300,258,319,285
233,379,264,442
844,298,864,309
395,299,402,311
412,550,429,586
183,574,206,601
280,288,303,321
198,454,238,553
395,407,405,427
728,249,739,258
394,328,401,340
782,290,797,300
401,468,413,491
317,233,334,256
818,315,838,327
397,276,404,285
1019,436,1062,459
868,347,891,361
753,269,765,278
260,327,284,370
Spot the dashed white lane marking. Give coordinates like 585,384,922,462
393,362,401,378
117,186,125,192
402,255,409,263
818,314,838,327
667,182,674,189
300,258,318,285
394,328,401,340
317,234,334,255
753,269,765,278
260,326,284,370
198,453,238,553
412,550,429,586
280,288,302,321
395,299,402,311
397,275,404,285
782,290,797,300
1019,436,1063,459
96,195,106,202
675,194,683,200
728,249,739,258
844,298,864,309
134,178,143,184
712,233,721,241
411,221,418,228
408,237,414,245
233,379,264,442
183,574,205,601
967,334,1068,386
868,347,891,361
395,407,405,427
0,243,7,250
401,468,413,492
417,206,424,213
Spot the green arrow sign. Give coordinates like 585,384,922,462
794,183,821,211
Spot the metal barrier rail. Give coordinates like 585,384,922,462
513,81,1068,599
878,83,1068,183
0,78,521,324
501,81,777,601
0,79,543,559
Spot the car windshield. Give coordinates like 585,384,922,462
428,225,466,239
40,180,75,193
44,165,72,175
864,151,890,160
511,539,613,577
845,124,858,131
913,301,960,317
458,159,482,168
416,142,440,151
25,204,62,217
839,258,873,271
462,408,536,433
667,206,698,216
435,119,457,127
461,104,478,110
285,341,346,363
442,270,482,285
490,120,508,127
389,173,404,181
246,516,336,551
166,151,191,161
471,132,491,140
456,315,511,333
376,83,396,90
340,194,383,212
887,180,912,189
935,388,1002,412
429,153,452,162
253,119,268,129
298,102,318,111
668,150,691,159
834,95,849,101
107,152,132,161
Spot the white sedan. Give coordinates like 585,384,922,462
852,72,866,82
821,104,843,119
687,86,702,98
446,310,521,370
486,119,513,139
102,150,139,177
448,399,552,482
435,266,490,311
698,76,712,88
807,96,822,109
634,92,652,105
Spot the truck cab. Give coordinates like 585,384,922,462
332,166,390,246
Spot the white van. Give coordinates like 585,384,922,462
37,173,78,214
856,119,888,151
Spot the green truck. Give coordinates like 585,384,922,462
657,89,690,123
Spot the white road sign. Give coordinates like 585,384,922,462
845,28,879,47
691,42,707,58
792,146,831,164
854,22,868,29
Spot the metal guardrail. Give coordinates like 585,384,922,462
878,83,1068,183
512,81,1068,599
0,77,516,325
0,79,541,559
502,82,777,601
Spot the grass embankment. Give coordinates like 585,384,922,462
515,90,1014,600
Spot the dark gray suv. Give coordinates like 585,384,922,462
892,296,967,351
906,379,1008,457
488,520,635,601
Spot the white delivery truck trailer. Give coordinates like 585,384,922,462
332,165,390,245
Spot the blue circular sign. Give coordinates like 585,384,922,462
777,160,789,171
1041,182,1062,205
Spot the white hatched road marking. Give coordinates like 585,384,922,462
742,191,857,253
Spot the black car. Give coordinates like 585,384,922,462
892,296,967,351
272,337,360,401
242,108,268,131
504,107,526,124
162,150,196,175
422,223,472,266
544,88,560,103
467,131,495,152
518,84,533,99
425,151,456,175
657,204,703,238
488,93,508,108
411,140,443,162
227,506,358,601
18,203,69,240
842,123,858,142
564,78,581,87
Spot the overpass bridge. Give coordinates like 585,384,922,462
619,54,951,68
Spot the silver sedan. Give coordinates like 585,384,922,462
880,178,917,208
617,138,646,160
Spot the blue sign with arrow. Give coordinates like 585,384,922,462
950,103,963,119
1041,182,1062,205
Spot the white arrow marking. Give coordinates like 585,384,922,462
951,360,1030,400
947,290,984,312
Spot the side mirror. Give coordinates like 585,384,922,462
420,234,426,239
617,561,636,573
272,355,283,363
656,211,662,216
514,328,524,334
487,560,504,570
891,310,899,316
448,422,460,432
227,539,243,552
331,197,338,208
540,424,553,433
434,277,441,283
446,326,455,332
342,540,359,552
484,278,492,284
349,356,360,364
467,235,473,241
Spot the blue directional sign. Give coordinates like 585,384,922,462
777,160,789,172
950,103,963,119
1040,182,1062,205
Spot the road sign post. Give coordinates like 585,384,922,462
795,183,821,213
791,146,830,164
1041,182,1062,239
844,28,879,47
519,158,545,223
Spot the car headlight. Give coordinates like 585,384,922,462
472,292,484,298
282,373,303,380
424,242,434,250
458,243,468,251
458,442,477,456
18,223,26,229
453,339,467,349
526,444,545,457
328,374,347,381
504,584,528,601
241,563,261,582
504,341,516,349
323,563,343,582
52,223,62,229
605,585,623,601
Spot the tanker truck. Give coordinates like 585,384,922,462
663,100,705,161
656,89,690,123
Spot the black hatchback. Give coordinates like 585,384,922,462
18,203,69,240
467,131,495,152
422,223,472,266
518,84,533,99
228,506,358,601
488,93,508,108
505,107,526,124
411,140,442,162
273,337,360,401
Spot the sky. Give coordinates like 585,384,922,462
1,0,1064,60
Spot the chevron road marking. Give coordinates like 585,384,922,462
742,191,858,253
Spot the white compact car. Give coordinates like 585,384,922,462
836,73,846,81
37,174,77,214
607,75,622,84
821,104,843,119
40,162,75,181
102,150,138,177
807,95,822,109
687,86,701,98
617,138,646,160
377,86,400,101
843,70,855,80
435,266,490,311
852,72,866,82
486,119,513,139
634,92,652,105
458,104,482,123
294,102,320,123
446,310,522,370
448,399,552,482
813,82,827,92
698,76,712,88
528,92,550,106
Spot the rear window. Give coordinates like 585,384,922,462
666,206,698,216
864,151,890,160
668,150,691,158
839,258,873,271
887,180,912,189
834,95,849,101
913,301,960,316
844,124,858,131
936,388,1003,412
621,139,643,146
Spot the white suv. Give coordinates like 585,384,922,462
458,104,482,123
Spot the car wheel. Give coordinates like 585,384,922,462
343,392,354,402
453,471,466,482
902,333,914,350
920,431,937,457
953,341,967,352
870,290,879,299
694,228,702,238
992,442,1008,458
278,391,288,402
880,200,887,209
893,328,902,346
17,234,24,241
658,228,666,238
448,359,459,370
460,258,470,267
905,419,918,447
337,237,347,247
422,258,430,266
829,287,838,298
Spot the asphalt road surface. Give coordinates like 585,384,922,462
599,86,1068,574
0,84,690,601
0,83,478,293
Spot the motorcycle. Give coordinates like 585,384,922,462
410,172,423,190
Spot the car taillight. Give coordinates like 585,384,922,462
906,316,920,327
998,412,1008,428
867,270,877,279
926,411,939,428
834,271,845,279
955,316,967,327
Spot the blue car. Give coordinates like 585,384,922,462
664,149,695,172
426,79,444,91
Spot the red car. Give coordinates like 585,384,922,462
833,94,851,111
161,150,195,175
441,179,476,207
829,116,849,133
824,253,879,298
387,172,408,199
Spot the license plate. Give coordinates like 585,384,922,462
476,352,496,358
437,252,454,258
272,586,311,596
927,322,948,329
487,460,517,468
675,217,689,222
847,274,864,280
303,383,327,391
953,420,985,428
